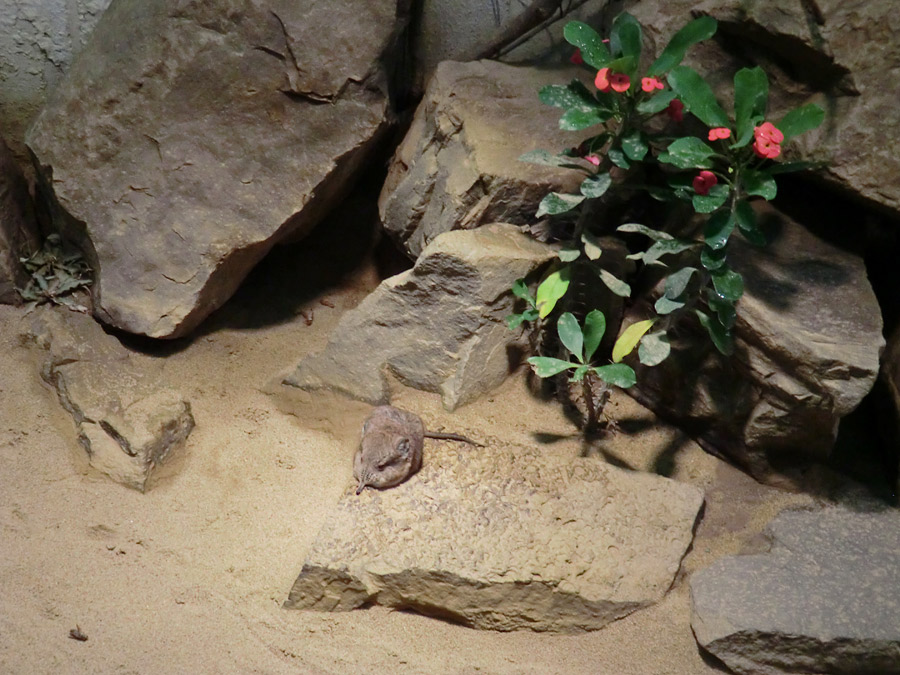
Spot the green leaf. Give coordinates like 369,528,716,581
560,107,608,131
664,266,698,298
539,83,592,109
610,13,642,73
647,16,717,76
506,313,528,330
528,356,577,378
767,160,824,175
667,65,730,128
519,149,584,169
638,331,671,366
734,200,766,244
711,266,744,302
557,312,585,363
605,55,636,74
743,170,777,200
704,209,735,250
511,278,535,305
563,21,611,69
582,232,603,260
593,363,637,388
695,309,734,355
536,266,571,318
536,192,585,218
700,244,727,271
658,137,716,169
636,89,676,114
617,223,674,241
558,248,581,262
608,148,631,169
693,183,730,213
583,309,606,363
570,364,591,382
641,238,698,264
775,103,825,142
706,290,737,329
733,67,769,148
622,131,649,161
654,295,684,315
580,173,612,198
597,268,631,297
613,319,655,362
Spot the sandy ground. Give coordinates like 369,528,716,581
0,234,823,674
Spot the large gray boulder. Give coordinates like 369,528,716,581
379,59,585,259
27,0,403,338
23,307,194,491
624,204,884,483
691,506,900,675
0,135,39,304
280,223,555,411
286,441,704,632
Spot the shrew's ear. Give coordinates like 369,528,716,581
396,438,410,457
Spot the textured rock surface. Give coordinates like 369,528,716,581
27,0,401,338
379,60,584,258
691,506,900,675
286,442,704,632
280,223,555,410
881,327,900,498
0,136,39,303
24,307,194,491
0,0,110,161
625,204,884,483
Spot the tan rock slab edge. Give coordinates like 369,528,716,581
285,442,704,632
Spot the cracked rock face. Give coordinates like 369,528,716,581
24,307,194,491
0,135,39,304
691,507,900,675
285,441,704,632
280,223,555,410
624,204,884,484
26,0,400,338
378,60,585,259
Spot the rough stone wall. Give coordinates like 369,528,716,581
0,0,111,161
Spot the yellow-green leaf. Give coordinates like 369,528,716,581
612,319,655,363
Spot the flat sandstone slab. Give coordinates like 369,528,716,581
691,507,900,675
285,443,704,632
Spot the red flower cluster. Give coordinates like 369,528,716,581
595,68,631,93
753,122,783,159
641,77,664,93
666,98,684,122
708,127,731,141
692,170,718,196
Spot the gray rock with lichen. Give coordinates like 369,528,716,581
691,506,900,674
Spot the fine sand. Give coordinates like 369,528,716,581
0,236,819,674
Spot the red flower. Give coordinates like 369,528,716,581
692,170,718,196
570,49,583,65
666,98,684,122
595,68,630,93
641,77,664,93
754,121,784,144
753,121,784,159
594,67,611,92
584,154,601,166
708,127,731,141
609,72,631,92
